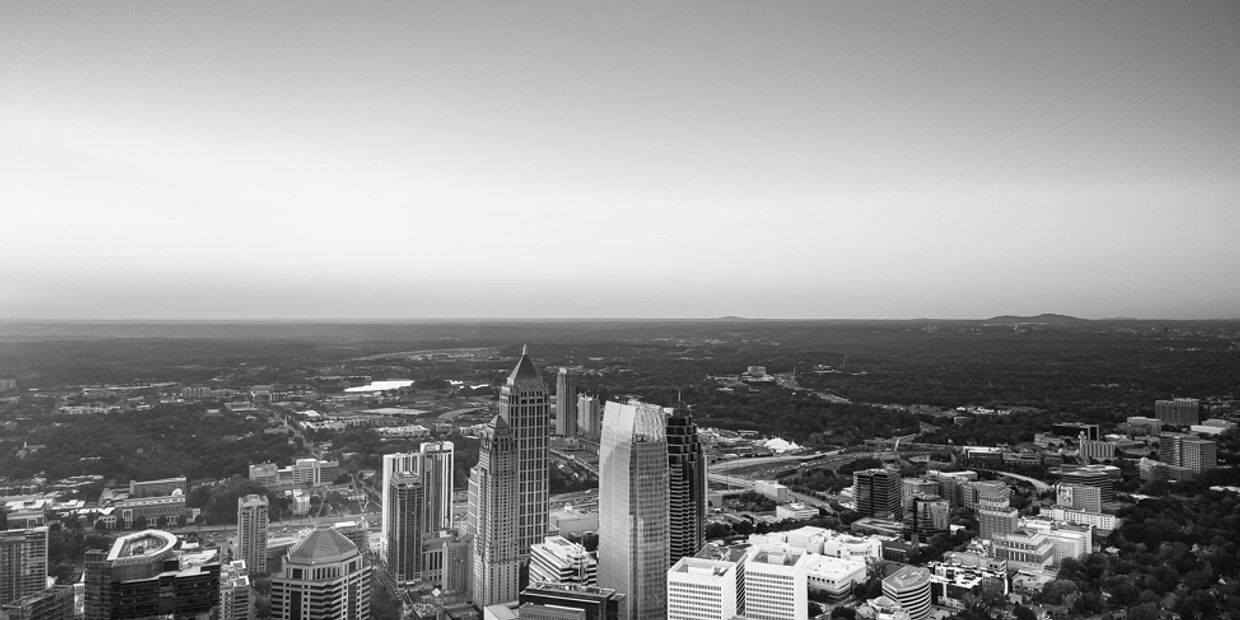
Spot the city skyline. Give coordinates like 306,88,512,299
3,2,1239,321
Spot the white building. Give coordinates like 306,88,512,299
804,555,865,599
775,503,818,521
744,544,810,620
666,553,745,620
530,536,597,587
882,566,932,620
754,480,791,503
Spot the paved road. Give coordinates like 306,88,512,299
989,470,1052,492
710,452,832,473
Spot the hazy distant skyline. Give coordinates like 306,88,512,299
3,2,1238,320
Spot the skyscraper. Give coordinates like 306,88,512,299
236,495,269,576
468,415,521,607
0,527,47,606
853,469,902,520
666,399,706,565
270,527,370,620
419,441,456,532
578,394,602,439
85,530,221,620
218,561,253,620
501,346,550,558
380,451,420,560
556,367,578,438
386,472,425,583
598,400,670,620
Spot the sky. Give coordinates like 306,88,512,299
2,1,1238,320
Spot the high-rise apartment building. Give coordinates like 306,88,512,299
556,368,578,438
853,469,902,520
529,536,597,586
666,400,707,565
236,495,269,576
380,451,420,560
578,394,602,439
1160,433,1217,474
469,415,521,607
978,505,1019,541
1155,398,1200,427
882,566,932,620
1055,483,1102,514
219,561,253,620
598,400,670,620
901,478,939,510
270,527,370,620
418,441,456,532
501,347,550,558
0,528,47,607
385,472,425,583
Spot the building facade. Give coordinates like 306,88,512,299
219,560,253,620
501,347,550,559
236,495,269,576
853,469,901,520
468,415,521,607
882,566,932,620
385,472,425,583
84,530,220,620
556,368,578,438
530,537,597,587
0,527,47,607
270,527,370,620
1155,398,1200,427
666,400,706,565
598,400,670,620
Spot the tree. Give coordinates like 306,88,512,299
831,607,857,620
1013,605,1036,620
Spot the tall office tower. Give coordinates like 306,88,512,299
907,495,950,537
419,441,456,532
501,346,550,558
385,472,425,583
468,416,521,607
271,527,370,620
1060,464,1119,502
85,530,221,620
598,400,670,620
236,495,269,576
0,585,74,620
852,469,902,520
556,368,578,437
529,536,597,586
380,451,420,560
578,395,602,439
743,544,810,620
963,480,1010,510
882,566,932,620
519,583,626,620
978,505,1019,541
0,527,47,605
666,548,746,620
219,561,253,620
666,399,706,565
1155,398,1200,427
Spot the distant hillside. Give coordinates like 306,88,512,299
985,313,1090,324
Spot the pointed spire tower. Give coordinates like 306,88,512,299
467,413,520,606
499,345,550,560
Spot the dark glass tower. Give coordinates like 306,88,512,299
666,398,706,565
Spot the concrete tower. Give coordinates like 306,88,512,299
556,367,578,437
236,495,269,576
500,346,550,558
598,400,670,620
468,415,521,607
385,472,424,583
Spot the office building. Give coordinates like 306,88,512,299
0,585,74,620
853,469,901,520
962,480,1009,510
882,566,932,620
753,480,791,503
530,537,596,587
128,476,189,498
469,415,521,607
1051,422,1100,441
804,555,865,600
1055,483,1102,514
991,530,1055,570
386,472,425,583
501,347,550,559
598,400,670,620
236,495,269,576
419,530,470,593
978,505,1019,541
556,368,578,438
1124,416,1163,436
901,478,939,509
1018,519,1092,565
219,561,253,620
908,495,950,538
1060,464,1119,502
1160,433,1217,474
925,470,977,507
519,583,625,620
666,399,706,565
1078,434,1116,463
270,526,370,620
666,552,745,620
744,544,809,620
84,530,220,620
0,528,47,606
332,521,370,556
578,395,602,439
1155,398,1200,427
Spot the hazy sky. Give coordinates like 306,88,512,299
2,2,1238,320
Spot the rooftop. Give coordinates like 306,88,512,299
107,529,177,562
286,526,359,566
884,565,931,590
